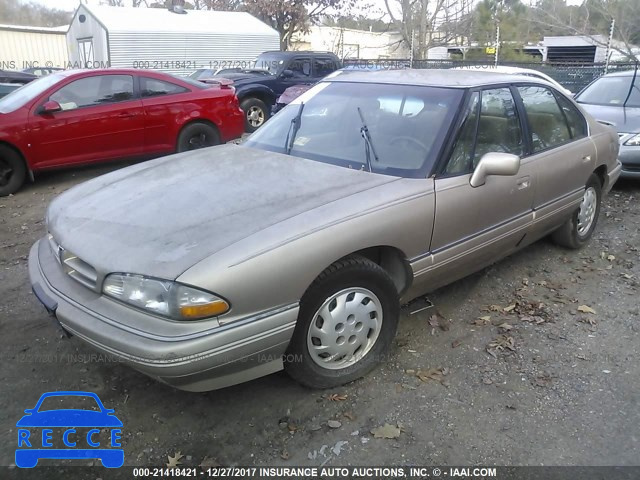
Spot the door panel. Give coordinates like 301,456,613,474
28,74,144,168
516,85,596,236
416,87,535,292
140,77,191,154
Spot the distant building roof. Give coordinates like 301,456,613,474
0,24,68,34
79,5,278,36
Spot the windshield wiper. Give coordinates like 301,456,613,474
623,63,639,107
284,102,305,155
357,107,380,172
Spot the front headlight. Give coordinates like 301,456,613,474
623,133,640,146
102,273,229,320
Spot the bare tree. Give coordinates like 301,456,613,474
384,0,472,59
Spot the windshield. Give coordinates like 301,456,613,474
254,54,284,75
37,395,101,412
0,73,65,113
245,81,463,178
576,75,640,107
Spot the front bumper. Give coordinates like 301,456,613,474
28,239,298,392
618,143,640,179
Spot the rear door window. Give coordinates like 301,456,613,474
141,77,188,98
517,85,571,152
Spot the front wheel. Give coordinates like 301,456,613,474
240,98,270,133
285,256,399,389
551,173,602,249
0,145,27,196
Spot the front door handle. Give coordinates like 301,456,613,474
582,155,592,162
517,176,530,190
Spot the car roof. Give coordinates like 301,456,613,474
260,51,339,57
599,69,639,78
55,68,179,78
326,68,554,88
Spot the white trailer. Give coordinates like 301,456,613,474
66,4,280,76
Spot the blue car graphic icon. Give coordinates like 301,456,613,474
15,391,124,468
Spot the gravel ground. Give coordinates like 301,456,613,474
0,161,638,479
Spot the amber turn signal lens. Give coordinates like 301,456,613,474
179,300,229,319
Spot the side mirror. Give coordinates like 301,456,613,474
281,69,294,78
470,152,520,188
40,100,62,114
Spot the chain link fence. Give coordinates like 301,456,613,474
343,58,639,94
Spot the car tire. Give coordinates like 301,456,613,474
176,122,221,153
285,255,399,389
0,145,27,197
241,98,270,133
551,173,602,249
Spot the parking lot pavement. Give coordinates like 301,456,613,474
1,163,639,473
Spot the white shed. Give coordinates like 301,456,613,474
66,5,280,75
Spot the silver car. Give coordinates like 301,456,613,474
29,70,621,392
574,70,640,179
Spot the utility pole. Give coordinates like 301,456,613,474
410,29,414,68
494,23,500,66
604,18,615,74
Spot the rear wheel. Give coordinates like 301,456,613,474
285,256,399,389
552,173,602,249
177,122,221,152
0,145,26,196
241,97,270,133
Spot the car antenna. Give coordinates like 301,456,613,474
623,60,638,108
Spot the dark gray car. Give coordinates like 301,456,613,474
575,70,640,179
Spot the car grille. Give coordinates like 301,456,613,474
48,234,98,290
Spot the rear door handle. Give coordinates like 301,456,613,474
117,112,135,118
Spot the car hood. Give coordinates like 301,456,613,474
47,145,399,280
578,103,640,132
278,85,312,104
214,70,275,83
16,410,123,428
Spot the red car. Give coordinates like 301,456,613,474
0,69,244,196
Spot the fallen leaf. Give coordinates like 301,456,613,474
503,304,517,313
343,411,356,421
474,315,492,326
607,255,616,261
428,312,450,331
327,393,347,402
451,339,462,349
580,316,597,326
280,449,290,460
370,423,401,439
167,452,184,468
577,305,596,314
415,367,446,383
498,323,513,332
487,335,516,356
487,304,503,312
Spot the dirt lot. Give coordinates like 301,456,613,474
1,161,639,479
